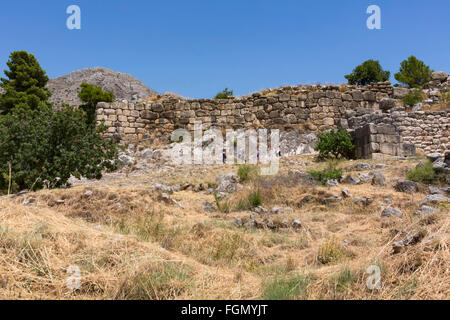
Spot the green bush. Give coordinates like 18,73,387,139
214,88,233,99
78,83,114,127
248,189,263,207
394,56,433,88
237,164,258,182
402,89,424,107
0,51,52,114
0,106,118,193
407,162,437,184
345,60,391,86
309,161,343,185
314,128,355,160
235,188,263,210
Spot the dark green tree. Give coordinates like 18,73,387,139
214,88,234,99
394,56,433,88
0,106,118,192
314,128,355,160
0,51,52,114
345,60,390,86
78,83,114,127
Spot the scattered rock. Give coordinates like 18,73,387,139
215,173,241,194
371,171,387,186
253,206,269,215
326,179,339,187
375,164,389,169
203,201,216,213
414,205,438,216
358,173,371,183
421,194,449,206
341,188,350,198
381,206,403,218
394,180,419,194
428,186,442,195
292,220,302,229
354,163,372,171
393,231,426,253
426,153,442,162
341,175,361,185
271,207,293,215
353,197,373,207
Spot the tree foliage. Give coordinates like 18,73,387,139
394,56,433,88
314,128,355,160
0,106,118,193
0,51,119,193
0,51,52,114
344,60,390,86
78,83,114,127
214,88,234,99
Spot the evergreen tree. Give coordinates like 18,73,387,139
0,51,51,114
78,83,114,127
394,56,433,88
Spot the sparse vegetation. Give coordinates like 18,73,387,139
402,89,424,107
308,160,343,185
214,88,234,99
237,164,258,182
407,161,437,184
262,275,310,300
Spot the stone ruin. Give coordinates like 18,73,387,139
96,71,450,159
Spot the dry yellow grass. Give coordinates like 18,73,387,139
0,155,448,300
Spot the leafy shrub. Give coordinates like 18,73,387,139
262,275,310,300
395,56,433,88
0,106,118,193
314,128,355,159
0,51,52,114
214,88,233,99
345,59,390,86
78,83,114,127
248,189,263,208
407,162,437,184
308,161,343,185
402,89,424,107
235,188,263,210
237,164,258,182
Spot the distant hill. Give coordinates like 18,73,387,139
47,67,158,107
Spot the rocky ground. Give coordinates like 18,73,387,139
0,150,449,300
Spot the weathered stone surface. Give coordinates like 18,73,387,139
371,171,387,186
431,71,448,81
381,206,403,218
48,67,157,107
379,98,397,111
394,180,419,194
414,205,437,216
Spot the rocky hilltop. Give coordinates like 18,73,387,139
47,67,157,107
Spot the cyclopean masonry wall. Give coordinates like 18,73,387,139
96,78,449,158
96,81,394,140
348,109,450,159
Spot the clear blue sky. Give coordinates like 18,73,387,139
1,0,449,98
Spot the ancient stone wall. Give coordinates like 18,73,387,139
349,109,450,158
96,76,449,158
96,81,395,141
